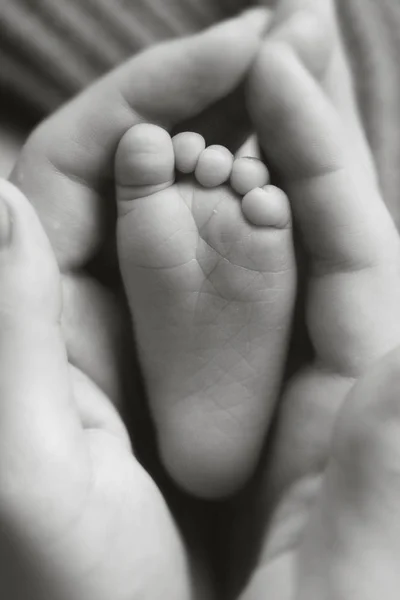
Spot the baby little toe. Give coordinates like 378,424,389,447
231,157,269,196
242,185,291,229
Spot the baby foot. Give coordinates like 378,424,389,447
115,124,296,497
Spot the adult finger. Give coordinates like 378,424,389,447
298,346,400,599
0,180,85,493
10,9,269,270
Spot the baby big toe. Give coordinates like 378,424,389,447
115,123,175,204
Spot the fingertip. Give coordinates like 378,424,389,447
206,7,271,45
182,7,272,110
267,0,335,80
236,7,272,39
0,180,61,319
0,178,28,208
0,179,47,250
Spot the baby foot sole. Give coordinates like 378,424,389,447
116,124,296,497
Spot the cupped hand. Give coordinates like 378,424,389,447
0,179,199,600
7,8,270,412
3,12,273,599
231,0,400,598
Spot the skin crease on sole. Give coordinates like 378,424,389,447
115,124,296,498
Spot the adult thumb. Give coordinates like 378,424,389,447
298,347,400,599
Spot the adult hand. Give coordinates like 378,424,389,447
231,347,400,600
8,9,269,407
231,0,400,598
11,9,268,270
4,12,271,598
0,179,199,600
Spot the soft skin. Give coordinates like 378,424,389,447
8,9,270,411
231,0,400,598
0,179,193,600
115,124,295,498
3,1,400,599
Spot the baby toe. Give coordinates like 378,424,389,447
173,132,205,174
115,123,175,202
242,185,291,229
195,145,233,187
231,156,269,196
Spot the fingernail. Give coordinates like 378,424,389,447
243,156,262,162
0,180,14,248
